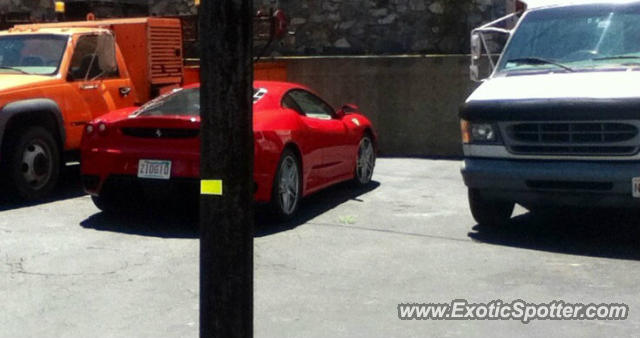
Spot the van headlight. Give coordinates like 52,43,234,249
460,119,501,144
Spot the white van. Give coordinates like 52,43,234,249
461,0,640,226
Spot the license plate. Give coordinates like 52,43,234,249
633,177,640,198
138,159,171,180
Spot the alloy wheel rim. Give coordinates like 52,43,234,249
21,141,52,190
357,138,374,184
278,156,299,215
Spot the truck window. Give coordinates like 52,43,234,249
69,34,119,81
0,34,67,75
497,4,640,73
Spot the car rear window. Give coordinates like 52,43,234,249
137,87,267,117
137,87,200,117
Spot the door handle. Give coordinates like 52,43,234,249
80,84,98,90
119,86,131,97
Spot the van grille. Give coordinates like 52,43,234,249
503,122,640,156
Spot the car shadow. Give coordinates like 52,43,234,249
79,180,381,239
81,210,200,239
255,180,381,237
468,208,640,260
0,166,86,212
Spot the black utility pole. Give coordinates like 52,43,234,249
199,0,253,337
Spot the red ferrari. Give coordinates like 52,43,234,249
81,81,377,218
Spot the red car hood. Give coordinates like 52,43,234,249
95,106,140,123
96,106,268,129
96,107,202,130
112,115,201,130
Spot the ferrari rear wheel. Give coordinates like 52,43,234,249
354,135,375,186
271,149,302,220
91,195,121,214
91,185,133,214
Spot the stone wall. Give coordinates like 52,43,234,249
256,0,507,55
0,0,54,21
148,0,507,55
149,0,197,16
3,0,507,56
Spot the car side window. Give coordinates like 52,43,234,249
282,92,303,113
68,34,119,81
286,90,334,120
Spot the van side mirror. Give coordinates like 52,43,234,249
471,33,482,62
469,12,518,82
470,33,482,82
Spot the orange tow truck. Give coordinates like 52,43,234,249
0,17,185,199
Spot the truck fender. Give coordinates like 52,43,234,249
0,99,66,150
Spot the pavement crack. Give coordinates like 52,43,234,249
307,222,471,243
5,256,25,274
3,253,130,277
86,246,120,252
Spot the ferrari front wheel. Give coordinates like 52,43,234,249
354,135,375,186
271,149,302,220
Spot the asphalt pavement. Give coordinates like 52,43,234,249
1,159,640,337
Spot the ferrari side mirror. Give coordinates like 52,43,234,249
341,103,359,113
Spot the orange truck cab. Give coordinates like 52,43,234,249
0,17,183,200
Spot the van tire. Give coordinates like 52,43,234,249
468,189,514,227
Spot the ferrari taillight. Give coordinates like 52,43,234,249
98,123,108,135
85,124,95,135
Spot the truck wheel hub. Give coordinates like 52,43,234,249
21,142,51,188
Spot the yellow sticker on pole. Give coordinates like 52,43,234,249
55,1,65,13
201,180,223,196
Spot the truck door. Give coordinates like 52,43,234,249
67,33,135,122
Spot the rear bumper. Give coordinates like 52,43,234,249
81,147,273,203
461,158,640,208
81,146,199,194
88,174,200,203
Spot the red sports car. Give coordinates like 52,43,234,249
81,81,377,218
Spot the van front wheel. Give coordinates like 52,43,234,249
468,189,514,227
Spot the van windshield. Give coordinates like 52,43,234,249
497,3,640,73
0,34,68,75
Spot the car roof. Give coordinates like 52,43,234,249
524,0,640,9
189,81,312,94
254,80,311,93
185,81,318,109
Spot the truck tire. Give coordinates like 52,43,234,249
468,189,514,227
4,126,60,200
